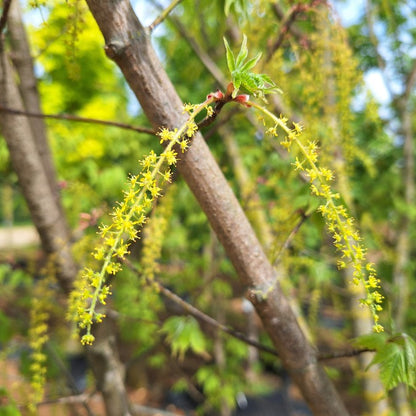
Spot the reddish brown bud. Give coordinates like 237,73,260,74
207,89,224,100
226,82,235,97
234,94,251,107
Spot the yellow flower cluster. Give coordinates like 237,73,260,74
141,186,174,283
253,102,384,332
68,98,215,345
27,266,57,413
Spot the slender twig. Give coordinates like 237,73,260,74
20,391,97,411
267,4,307,62
148,0,183,32
272,211,309,267
318,347,374,361
160,7,227,87
204,106,241,140
0,105,155,135
0,0,12,36
123,258,280,357
196,95,232,130
44,343,95,415
270,2,311,53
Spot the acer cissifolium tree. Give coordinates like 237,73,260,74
1,1,416,416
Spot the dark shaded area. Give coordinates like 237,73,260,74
233,391,311,416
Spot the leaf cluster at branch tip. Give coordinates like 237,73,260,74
224,34,282,101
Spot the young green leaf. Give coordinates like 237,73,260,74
240,52,262,72
224,0,249,20
235,34,248,68
366,333,416,391
223,34,282,100
353,332,388,350
223,37,236,73
161,316,207,360
232,71,243,97
372,343,407,390
224,0,233,16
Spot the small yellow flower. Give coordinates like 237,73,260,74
81,334,95,345
292,157,305,171
186,121,198,138
164,150,177,165
183,103,194,114
179,139,189,152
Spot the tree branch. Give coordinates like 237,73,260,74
29,392,96,408
45,343,95,416
148,0,183,32
0,0,12,37
125,259,376,364
318,348,374,361
270,2,311,53
123,258,280,357
272,211,309,267
8,0,62,202
196,93,233,130
0,105,155,135
155,2,227,87
203,106,241,140
267,4,308,62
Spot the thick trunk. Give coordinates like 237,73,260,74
0,47,76,293
85,1,349,414
7,0,60,201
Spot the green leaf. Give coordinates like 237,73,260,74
160,316,207,360
403,334,416,372
232,71,242,97
0,311,13,344
224,0,249,20
240,52,262,72
242,73,259,93
223,37,235,73
353,332,388,350
196,367,221,395
0,404,21,416
0,388,21,416
369,333,416,390
235,34,248,69
372,343,406,390
224,0,233,16
224,34,281,100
